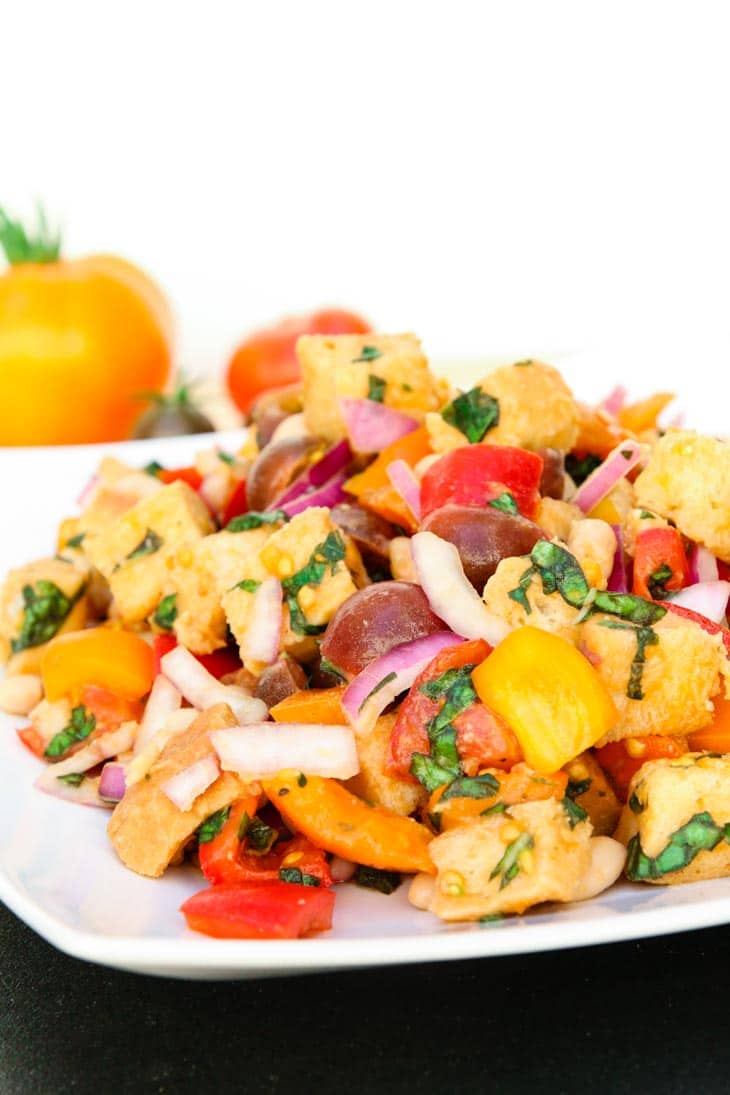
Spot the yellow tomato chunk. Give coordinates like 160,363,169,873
41,627,155,702
472,627,617,774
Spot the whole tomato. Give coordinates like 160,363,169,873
226,307,371,415
0,208,173,445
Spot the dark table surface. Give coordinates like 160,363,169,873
1,900,728,1095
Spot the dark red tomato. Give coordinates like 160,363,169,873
420,445,544,520
157,466,204,491
181,881,335,939
226,308,371,415
152,635,242,679
221,478,248,527
388,639,522,781
421,504,543,592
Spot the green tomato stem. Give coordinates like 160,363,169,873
0,205,61,264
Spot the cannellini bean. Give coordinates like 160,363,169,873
271,413,309,444
571,836,627,902
0,673,43,716
568,518,617,589
408,872,437,910
389,537,419,583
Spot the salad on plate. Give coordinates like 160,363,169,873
2,332,730,941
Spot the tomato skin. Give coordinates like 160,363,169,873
78,685,143,732
157,466,203,491
152,635,242,679
181,881,335,939
633,527,689,600
221,479,248,526
595,736,686,801
226,308,371,414
420,446,544,520
660,602,730,657
388,639,522,781
17,725,46,758
0,254,172,444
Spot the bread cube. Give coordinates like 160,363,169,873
0,556,88,666
482,554,581,644
345,713,426,817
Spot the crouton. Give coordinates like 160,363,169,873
345,713,426,817
298,332,448,442
582,612,727,744
482,554,581,643
422,798,593,920
107,703,254,878
84,481,214,624
623,507,670,558
567,519,616,590
0,556,88,668
535,498,583,542
615,754,730,885
634,430,730,562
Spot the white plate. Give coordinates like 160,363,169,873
2,416,730,980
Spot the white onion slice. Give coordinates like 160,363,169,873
688,544,719,585
209,723,359,780
240,577,283,666
126,709,198,787
573,440,646,514
410,531,511,646
161,754,220,811
666,581,730,624
161,645,267,724
134,675,182,755
386,459,422,521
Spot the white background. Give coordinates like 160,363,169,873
2,1,729,426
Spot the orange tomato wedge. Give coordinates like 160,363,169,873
41,628,155,703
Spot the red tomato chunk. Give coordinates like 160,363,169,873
181,882,336,939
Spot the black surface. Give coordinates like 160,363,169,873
1,900,729,1094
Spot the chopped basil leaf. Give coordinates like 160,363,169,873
513,359,534,368
411,665,481,793
286,599,327,637
279,866,321,886
628,791,646,815
410,753,457,792
599,620,659,699
648,562,673,600
352,345,384,364
297,772,308,787
441,387,499,444
367,374,386,403
592,591,666,626
238,813,278,854
153,593,177,630
143,460,164,477
65,533,86,549
626,812,730,881
620,449,634,460
317,656,347,683
233,578,261,594
530,541,590,607
427,811,443,832
561,796,588,828
358,671,398,713
217,451,235,465
489,492,518,516
353,865,402,894
45,705,96,759
489,832,534,890
402,383,413,392
479,913,505,925
57,772,85,787
441,773,500,801
481,802,507,816
125,529,163,563
565,453,602,485
196,806,230,844
507,565,535,614
227,510,288,532
566,778,591,800
282,531,347,635
11,580,74,653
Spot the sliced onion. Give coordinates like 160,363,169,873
161,645,268,724
607,525,628,593
573,440,646,514
279,472,348,518
410,531,511,646
688,544,719,585
271,439,352,509
39,721,137,781
341,630,464,732
338,398,418,454
599,386,627,417
386,460,421,521
126,709,198,787
240,577,283,665
161,754,220,811
36,773,107,809
99,762,127,803
134,675,182,755
666,581,730,624
209,723,359,780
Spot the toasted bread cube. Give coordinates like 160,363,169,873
0,556,88,667
423,798,593,920
535,498,583,541
582,613,727,744
298,332,448,442
107,703,254,878
634,430,730,562
482,554,581,644
84,481,214,624
615,754,730,885
345,713,426,817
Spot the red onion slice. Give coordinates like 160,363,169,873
279,472,348,518
410,531,511,646
209,723,359,780
666,580,730,624
338,398,418,454
160,645,268,724
386,459,422,521
135,675,182,755
99,762,127,803
687,544,720,585
599,386,627,417
573,440,646,514
270,439,352,509
341,630,464,732
161,754,220,811
607,525,628,593
240,577,283,666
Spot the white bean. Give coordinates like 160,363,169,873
0,673,43,716
408,872,436,910
571,836,627,902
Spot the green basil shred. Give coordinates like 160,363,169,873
45,705,96,759
441,387,499,443
227,510,288,532
11,580,75,653
153,593,178,630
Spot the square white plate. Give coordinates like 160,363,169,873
2,395,729,980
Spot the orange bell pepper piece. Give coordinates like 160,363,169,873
618,392,674,434
472,628,617,774
261,771,434,873
270,687,347,725
344,426,431,530
688,693,730,755
41,627,155,702
574,403,631,459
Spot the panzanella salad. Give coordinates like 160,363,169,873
3,334,730,939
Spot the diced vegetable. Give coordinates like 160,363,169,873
595,735,686,801
666,581,730,624
161,754,220,812
338,398,418,453
209,722,359,780
420,445,544,521
41,628,155,702
688,693,730,754
572,440,645,514
633,526,690,600
270,687,347,725
239,577,283,666
386,459,421,521
160,646,267,724
181,881,336,939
